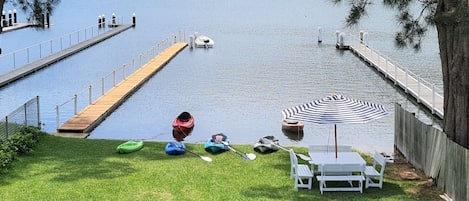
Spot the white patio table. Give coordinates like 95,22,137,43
308,152,366,173
309,152,367,193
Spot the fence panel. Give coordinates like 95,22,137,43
0,96,40,141
394,103,468,201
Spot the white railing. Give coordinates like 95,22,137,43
55,33,185,129
0,17,128,75
349,36,444,118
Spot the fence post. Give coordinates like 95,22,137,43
113,70,116,86
417,76,421,103
56,105,60,129
23,102,27,126
36,96,41,129
404,68,408,92
101,77,105,95
74,94,78,115
385,60,388,77
89,85,92,104
122,64,126,80
432,84,435,114
5,116,8,138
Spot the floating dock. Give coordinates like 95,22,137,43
2,23,35,33
349,42,444,118
0,24,134,88
56,42,188,135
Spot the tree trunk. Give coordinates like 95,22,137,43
0,0,4,33
435,1,469,148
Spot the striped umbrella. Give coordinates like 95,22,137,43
282,94,388,158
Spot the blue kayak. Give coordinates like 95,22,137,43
165,142,186,155
204,133,230,154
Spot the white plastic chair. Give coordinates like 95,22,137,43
289,149,313,189
365,152,386,189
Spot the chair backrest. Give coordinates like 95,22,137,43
320,163,364,176
289,149,298,167
308,145,352,153
373,152,386,174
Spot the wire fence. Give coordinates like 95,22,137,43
0,96,40,141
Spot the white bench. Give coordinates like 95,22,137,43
316,163,365,194
365,152,386,189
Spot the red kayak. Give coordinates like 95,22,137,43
172,112,195,132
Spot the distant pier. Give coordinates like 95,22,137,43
2,23,35,33
56,42,188,135
0,24,134,88
349,42,444,118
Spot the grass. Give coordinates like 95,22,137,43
0,134,442,200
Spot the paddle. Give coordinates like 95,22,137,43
174,143,212,162
184,148,213,162
218,140,256,160
261,137,311,161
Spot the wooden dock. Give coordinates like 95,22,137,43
0,24,134,88
56,42,188,135
349,43,444,118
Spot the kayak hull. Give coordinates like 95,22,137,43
253,136,280,153
204,133,230,154
165,142,186,155
116,140,144,154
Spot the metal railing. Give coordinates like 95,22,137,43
55,32,186,129
347,34,444,118
0,19,124,75
0,96,40,141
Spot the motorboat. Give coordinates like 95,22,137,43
191,32,214,48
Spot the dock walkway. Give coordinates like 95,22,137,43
0,24,134,88
2,23,35,33
349,42,444,118
57,42,188,135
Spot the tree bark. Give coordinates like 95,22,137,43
435,1,469,148
0,0,4,33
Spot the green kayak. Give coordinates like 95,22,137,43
116,140,144,154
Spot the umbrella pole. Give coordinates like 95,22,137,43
335,124,338,158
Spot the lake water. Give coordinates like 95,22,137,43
0,0,443,154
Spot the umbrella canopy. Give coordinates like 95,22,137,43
282,94,389,157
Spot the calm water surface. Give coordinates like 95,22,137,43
0,0,442,154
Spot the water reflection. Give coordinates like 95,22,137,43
282,128,304,142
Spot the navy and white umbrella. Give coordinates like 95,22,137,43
282,94,389,157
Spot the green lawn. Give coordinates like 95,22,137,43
0,134,440,200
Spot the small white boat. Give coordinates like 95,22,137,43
191,32,214,48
